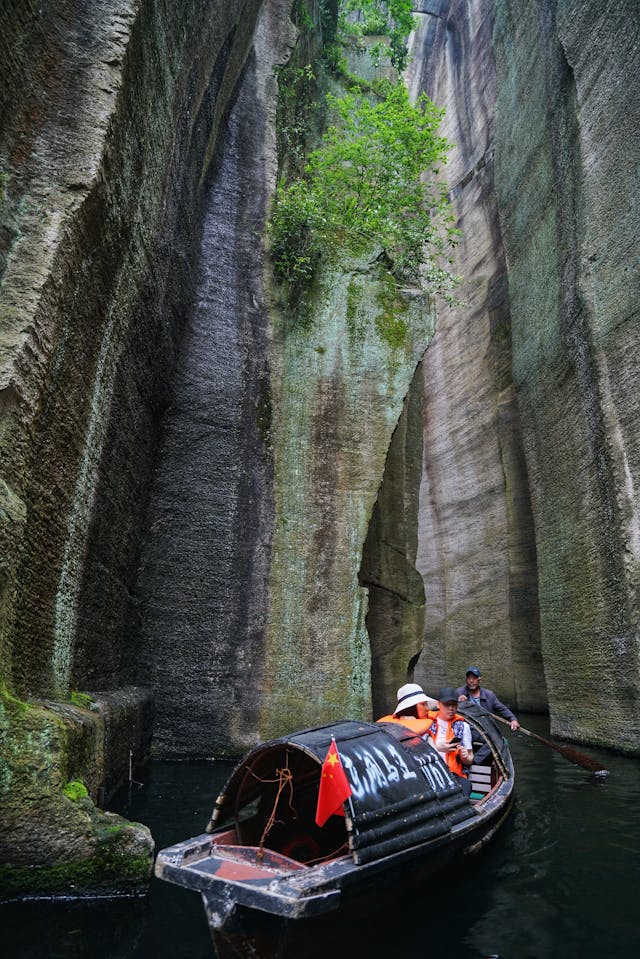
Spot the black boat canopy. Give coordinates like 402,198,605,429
209,720,484,865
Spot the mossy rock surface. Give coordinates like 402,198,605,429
0,692,153,899
262,251,435,736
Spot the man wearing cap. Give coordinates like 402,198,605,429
457,667,520,765
457,667,520,730
425,688,474,797
377,683,439,736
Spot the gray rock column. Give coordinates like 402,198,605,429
407,1,546,710
493,0,640,747
131,1,296,757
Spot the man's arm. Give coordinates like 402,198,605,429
484,689,520,730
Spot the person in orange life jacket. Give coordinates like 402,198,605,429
426,688,474,797
377,683,438,736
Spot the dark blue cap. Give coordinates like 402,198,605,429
466,666,481,677
438,687,459,704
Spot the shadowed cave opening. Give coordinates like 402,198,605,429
359,363,426,719
360,351,549,718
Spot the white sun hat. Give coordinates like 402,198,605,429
393,683,437,714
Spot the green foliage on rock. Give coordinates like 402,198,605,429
62,779,90,802
0,846,153,898
0,681,28,714
340,0,415,69
0,691,154,897
270,83,458,296
375,270,410,349
69,689,94,710
275,63,321,178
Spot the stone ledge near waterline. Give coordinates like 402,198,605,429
43,686,155,804
0,685,154,899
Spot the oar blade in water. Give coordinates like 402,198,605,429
491,713,608,774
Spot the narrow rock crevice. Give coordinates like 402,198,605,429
360,363,426,718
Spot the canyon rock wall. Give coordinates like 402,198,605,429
0,0,264,701
360,363,427,719
131,0,296,758
130,1,436,752
407,0,547,710
0,0,270,894
493,0,640,746
262,261,435,738
407,0,640,747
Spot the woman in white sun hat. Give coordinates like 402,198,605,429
376,682,438,736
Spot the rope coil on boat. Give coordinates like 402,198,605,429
255,763,295,861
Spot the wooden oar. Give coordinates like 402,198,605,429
489,712,608,774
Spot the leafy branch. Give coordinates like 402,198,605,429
270,83,459,299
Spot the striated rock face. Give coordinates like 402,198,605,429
493,0,640,746
262,262,435,738
0,0,272,893
406,1,547,710
130,0,296,758
405,0,640,748
360,364,427,719
0,0,265,700
128,2,434,753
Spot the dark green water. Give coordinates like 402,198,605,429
3,715,639,958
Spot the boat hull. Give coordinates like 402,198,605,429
155,714,515,956
202,791,514,958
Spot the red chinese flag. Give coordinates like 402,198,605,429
315,739,352,827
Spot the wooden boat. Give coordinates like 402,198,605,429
155,704,514,956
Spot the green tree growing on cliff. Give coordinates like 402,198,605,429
270,83,458,295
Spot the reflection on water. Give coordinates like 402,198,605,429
2,716,639,958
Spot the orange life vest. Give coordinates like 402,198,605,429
376,713,435,737
427,714,469,778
